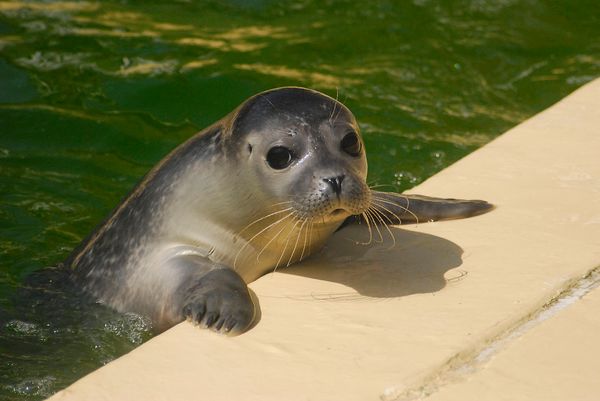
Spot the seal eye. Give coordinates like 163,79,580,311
266,146,294,170
341,131,362,157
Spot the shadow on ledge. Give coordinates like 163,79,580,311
281,224,464,299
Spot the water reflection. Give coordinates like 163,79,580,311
234,63,360,88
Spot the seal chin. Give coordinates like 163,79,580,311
301,194,369,222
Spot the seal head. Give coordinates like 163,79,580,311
221,88,371,277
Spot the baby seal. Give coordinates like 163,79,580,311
66,87,492,334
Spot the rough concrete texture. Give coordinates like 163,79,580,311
48,78,600,401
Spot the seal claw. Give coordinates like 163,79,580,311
203,312,218,328
180,268,255,334
223,318,237,333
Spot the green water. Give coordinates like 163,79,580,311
0,0,599,399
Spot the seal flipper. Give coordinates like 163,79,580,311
340,190,493,228
367,191,493,224
167,256,255,335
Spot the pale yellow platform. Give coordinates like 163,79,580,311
427,281,600,401
48,78,600,401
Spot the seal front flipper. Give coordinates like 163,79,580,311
168,256,255,335
366,190,494,225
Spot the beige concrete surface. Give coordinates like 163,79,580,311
48,77,600,401
426,279,600,401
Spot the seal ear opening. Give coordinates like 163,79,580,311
247,143,253,154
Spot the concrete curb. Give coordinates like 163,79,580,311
48,78,600,401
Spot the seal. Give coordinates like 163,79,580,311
66,87,492,335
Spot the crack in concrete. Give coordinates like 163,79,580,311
381,266,600,401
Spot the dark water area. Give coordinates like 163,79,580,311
0,0,599,399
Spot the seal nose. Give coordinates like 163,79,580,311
323,175,345,197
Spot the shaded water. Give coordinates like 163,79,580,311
0,0,599,399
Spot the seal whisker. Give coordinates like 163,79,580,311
370,195,419,224
287,217,308,267
372,209,386,243
299,218,309,261
368,206,396,249
269,200,294,207
262,95,281,113
256,216,293,263
364,209,384,243
366,209,384,243
328,87,339,124
236,207,294,237
360,210,378,244
368,183,394,190
357,211,374,245
369,199,404,225
370,194,410,208
306,218,316,259
370,201,402,227
274,217,303,271
234,211,295,270
299,217,313,262
331,91,346,125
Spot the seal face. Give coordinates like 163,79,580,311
223,88,371,278
66,87,493,335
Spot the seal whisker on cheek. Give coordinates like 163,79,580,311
299,217,311,262
274,217,303,271
237,206,294,238
288,218,308,267
233,210,296,270
256,215,294,262
269,200,295,208
306,219,316,260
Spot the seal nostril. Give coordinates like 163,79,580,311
323,175,345,196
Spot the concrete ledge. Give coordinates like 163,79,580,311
49,78,600,401
427,272,600,401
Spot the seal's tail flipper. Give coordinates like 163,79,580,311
367,190,494,225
